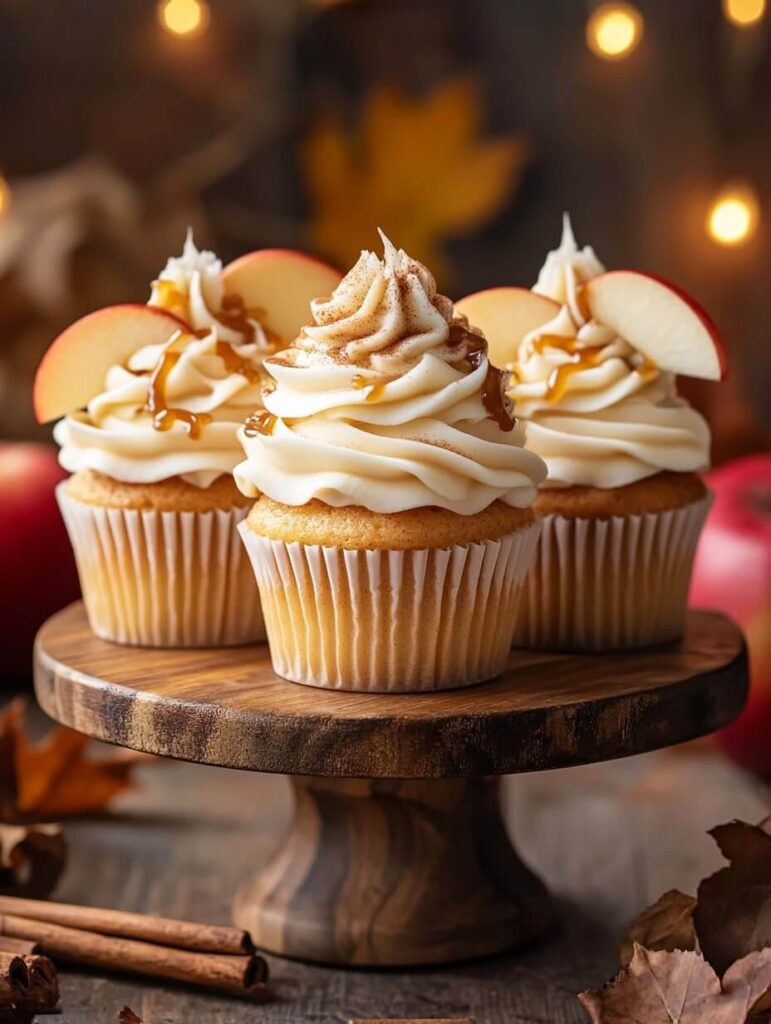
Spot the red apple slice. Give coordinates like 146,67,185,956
584,270,728,381
454,287,561,368
34,304,189,424
222,249,342,344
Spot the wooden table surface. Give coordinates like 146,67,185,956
42,739,769,1024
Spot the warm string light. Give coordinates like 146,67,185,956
157,0,210,38
0,175,10,218
722,0,766,27
706,184,760,246
586,3,644,60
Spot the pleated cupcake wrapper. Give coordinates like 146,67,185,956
57,483,265,648
513,493,713,652
238,521,541,692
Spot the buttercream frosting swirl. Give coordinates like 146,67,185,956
55,234,273,488
509,216,711,488
235,232,546,514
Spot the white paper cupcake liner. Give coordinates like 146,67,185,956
238,521,541,692
513,494,712,651
57,483,265,647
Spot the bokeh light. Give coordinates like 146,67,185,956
722,0,766,27
157,0,210,38
0,175,10,218
707,184,760,246
586,3,644,61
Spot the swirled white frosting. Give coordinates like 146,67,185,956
509,216,711,488
149,229,272,347
235,232,547,514
55,234,271,488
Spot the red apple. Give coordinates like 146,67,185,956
690,454,771,775
0,443,79,680
33,305,190,424
584,270,728,381
222,249,342,345
453,287,561,370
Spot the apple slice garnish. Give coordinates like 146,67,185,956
584,270,728,381
454,287,561,369
34,304,189,424
222,249,342,345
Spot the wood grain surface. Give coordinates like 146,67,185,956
34,603,747,778
41,742,770,1023
234,776,555,966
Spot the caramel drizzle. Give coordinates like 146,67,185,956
215,339,261,383
447,320,514,432
243,410,277,437
154,281,286,358
145,333,212,440
213,293,288,393
152,279,187,315
529,334,658,403
143,286,288,440
219,293,286,353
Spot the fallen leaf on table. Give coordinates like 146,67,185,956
579,944,771,1024
620,889,697,966
694,819,771,1001
302,78,528,287
0,823,66,898
0,700,145,822
118,1009,143,1024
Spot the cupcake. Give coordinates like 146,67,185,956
234,232,546,692
456,216,725,651
34,233,341,647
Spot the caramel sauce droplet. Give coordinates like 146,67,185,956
145,333,212,440
448,320,514,432
243,410,277,437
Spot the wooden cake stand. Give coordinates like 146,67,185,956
34,602,747,968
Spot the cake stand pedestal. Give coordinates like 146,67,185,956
34,603,747,968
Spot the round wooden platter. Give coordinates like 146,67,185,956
35,602,747,779
33,601,748,968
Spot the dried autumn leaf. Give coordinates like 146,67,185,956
0,823,66,898
0,700,144,821
118,1009,143,1024
694,820,771,981
620,889,697,967
579,944,771,1024
302,78,528,286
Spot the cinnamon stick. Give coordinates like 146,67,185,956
0,896,252,955
0,952,28,1004
0,942,37,958
16,954,59,1015
0,950,59,1017
0,915,269,1001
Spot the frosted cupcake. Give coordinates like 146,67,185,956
34,234,341,647
235,232,546,692
457,216,724,650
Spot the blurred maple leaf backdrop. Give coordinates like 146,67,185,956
0,0,770,688
302,79,528,284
